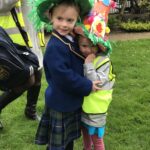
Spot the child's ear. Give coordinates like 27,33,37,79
49,13,52,22
44,10,52,21
74,26,84,35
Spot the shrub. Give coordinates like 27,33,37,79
120,21,150,31
108,15,121,31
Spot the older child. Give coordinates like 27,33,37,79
29,0,101,150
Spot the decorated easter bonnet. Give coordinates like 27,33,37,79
28,0,92,31
74,0,116,54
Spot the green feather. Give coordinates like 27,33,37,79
76,22,112,54
89,0,95,7
28,0,92,31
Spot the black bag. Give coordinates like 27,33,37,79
0,26,39,91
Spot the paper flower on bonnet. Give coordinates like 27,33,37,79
74,0,116,54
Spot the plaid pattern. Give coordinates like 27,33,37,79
35,106,81,150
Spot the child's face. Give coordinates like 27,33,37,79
50,4,78,36
79,36,97,57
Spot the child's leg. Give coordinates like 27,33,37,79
91,135,105,150
81,126,92,150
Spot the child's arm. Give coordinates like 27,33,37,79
0,0,19,13
84,55,110,87
84,62,110,87
44,43,93,96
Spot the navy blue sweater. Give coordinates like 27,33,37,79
43,31,92,112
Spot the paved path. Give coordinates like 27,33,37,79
109,32,150,41
45,32,150,42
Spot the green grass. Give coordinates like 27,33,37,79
1,39,150,150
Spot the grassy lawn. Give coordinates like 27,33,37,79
0,39,150,150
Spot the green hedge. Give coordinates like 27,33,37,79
120,21,150,31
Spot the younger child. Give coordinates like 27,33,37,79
29,0,100,150
78,35,115,150
74,0,116,148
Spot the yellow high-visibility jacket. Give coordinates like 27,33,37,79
82,54,115,114
0,0,45,47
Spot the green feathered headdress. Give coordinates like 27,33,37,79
28,0,92,31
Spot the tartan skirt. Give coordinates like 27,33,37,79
35,106,81,150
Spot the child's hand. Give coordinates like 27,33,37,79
92,81,101,92
85,54,96,63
